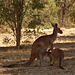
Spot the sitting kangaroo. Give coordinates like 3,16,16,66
46,48,64,69
3,23,63,67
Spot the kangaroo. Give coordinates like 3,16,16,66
25,23,63,66
3,23,63,67
46,48,64,69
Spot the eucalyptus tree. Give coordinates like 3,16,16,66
0,0,31,48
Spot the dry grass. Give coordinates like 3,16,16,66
0,28,75,75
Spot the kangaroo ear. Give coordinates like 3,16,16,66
51,23,54,27
55,23,58,27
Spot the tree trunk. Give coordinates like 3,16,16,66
16,9,22,48
13,0,23,48
16,23,21,48
61,0,66,25
57,9,61,25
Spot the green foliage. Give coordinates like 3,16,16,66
28,19,41,28
32,0,45,10
0,0,75,32
42,0,59,23
70,3,75,23
48,0,58,13
27,0,45,29
70,11,75,23
0,1,15,24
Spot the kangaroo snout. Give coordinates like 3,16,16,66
60,30,63,34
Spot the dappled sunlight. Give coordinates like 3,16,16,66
0,28,75,74
1,28,75,47
64,56,75,60
0,0,75,74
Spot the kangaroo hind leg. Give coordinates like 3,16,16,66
39,54,43,66
59,58,64,70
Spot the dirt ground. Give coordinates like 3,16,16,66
0,28,75,75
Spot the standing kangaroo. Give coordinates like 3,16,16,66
23,23,63,67
3,23,63,67
46,48,64,69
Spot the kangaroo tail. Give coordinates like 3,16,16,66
24,55,35,67
2,55,35,68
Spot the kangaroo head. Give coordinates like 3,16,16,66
52,23,63,34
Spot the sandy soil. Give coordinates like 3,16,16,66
0,28,75,75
